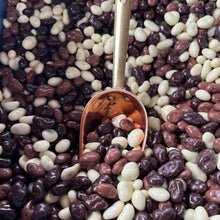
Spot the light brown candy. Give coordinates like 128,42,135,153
198,102,213,112
213,138,220,153
79,152,101,169
206,84,220,93
185,125,202,139
214,103,220,111
112,158,127,175
99,163,112,175
208,111,220,123
167,110,183,123
96,183,117,199
125,150,144,163
104,148,121,165
212,93,220,103
205,188,220,204
163,121,177,132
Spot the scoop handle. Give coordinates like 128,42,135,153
112,0,131,89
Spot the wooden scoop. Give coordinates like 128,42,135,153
79,0,148,155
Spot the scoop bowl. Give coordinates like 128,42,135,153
79,88,148,155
